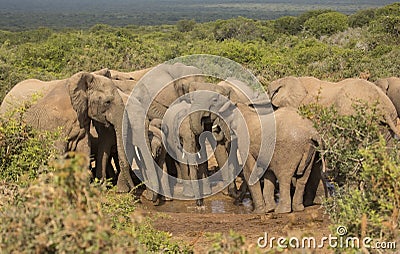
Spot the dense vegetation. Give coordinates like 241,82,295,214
300,103,399,252
0,3,399,252
0,0,396,31
1,3,400,101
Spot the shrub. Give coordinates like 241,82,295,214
0,106,59,184
176,19,196,32
274,16,298,35
0,153,139,253
348,8,376,28
300,102,399,252
304,12,349,37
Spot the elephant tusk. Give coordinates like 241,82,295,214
212,124,219,131
197,152,201,159
182,152,185,159
135,146,141,161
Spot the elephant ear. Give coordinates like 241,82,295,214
66,72,94,129
268,76,307,109
375,78,390,94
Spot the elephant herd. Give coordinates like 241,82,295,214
1,62,399,214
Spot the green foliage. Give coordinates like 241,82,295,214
0,106,59,184
274,16,298,35
0,153,139,253
300,103,399,252
304,12,349,37
213,17,265,42
176,19,196,33
136,217,193,253
348,8,376,28
207,230,248,253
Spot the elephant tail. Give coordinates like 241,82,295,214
384,114,400,139
296,141,316,176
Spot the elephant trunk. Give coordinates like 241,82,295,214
189,111,204,135
114,118,135,193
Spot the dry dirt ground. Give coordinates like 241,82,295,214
138,192,333,253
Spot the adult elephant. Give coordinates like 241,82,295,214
375,77,400,118
1,71,158,194
268,77,400,138
192,88,323,214
132,62,204,120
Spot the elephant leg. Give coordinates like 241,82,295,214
189,164,203,206
158,148,172,199
293,150,316,211
199,160,211,195
243,155,265,214
214,142,237,197
304,159,326,206
275,177,292,214
180,162,194,198
263,170,277,213
96,138,111,182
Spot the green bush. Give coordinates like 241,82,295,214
274,16,298,35
0,106,59,184
300,102,399,252
304,12,349,37
176,19,196,33
348,8,376,28
0,153,139,253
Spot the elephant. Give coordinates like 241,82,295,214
268,76,400,139
1,71,158,193
205,93,323,213
375,77,400,118
0,69,112,115
161,99,213,206
188,78,271,197
131,62,205,120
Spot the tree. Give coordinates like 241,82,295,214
176,19,196,33
348,8,376,28
274,16,298,35
304,12,349,37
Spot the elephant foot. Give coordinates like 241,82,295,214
163,196,173,201
275,204,291,214
252,205,265,214
142,189,158,201
196,198,204,207
264,204,276,213
292,203,305,212
116,181,131,193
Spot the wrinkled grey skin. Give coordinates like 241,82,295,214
375,77,400,118
268,77,400,138
131,62,204,120
161,100,211,206
66,72,139,193
189,79,271,197
208,94,322,214
262,108,322,213
190,88,272,213
122,94,162,199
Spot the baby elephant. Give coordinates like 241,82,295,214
214,102,322,214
